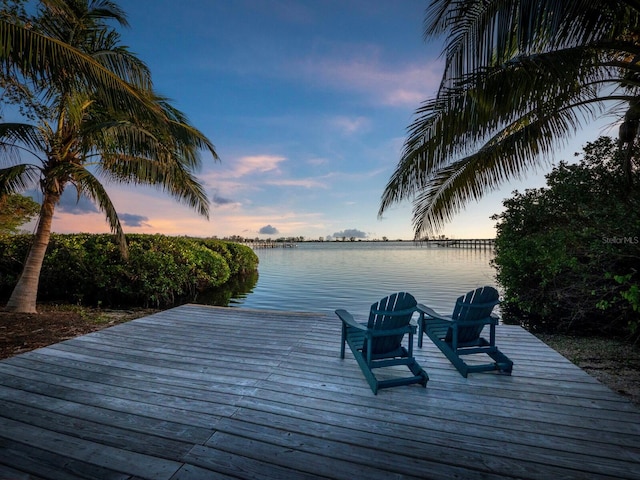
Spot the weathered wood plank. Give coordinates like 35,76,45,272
203,430,436,480
7,351,256,390
0,375,224,430
30,345,263,386
181,443,324,480
0,417,182,480
168,463,239,480
0,384,212,443
0,363,240,417
235,385,640,459
0,398,195,459
212,409,628,480
207,416,523,479
0,441,127,480
0,304,638,480
0,354,246,405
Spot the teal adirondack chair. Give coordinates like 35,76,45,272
336,292,429,394
417,286,513,377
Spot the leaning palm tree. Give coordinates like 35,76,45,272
379,0,640,238
0,0,218,313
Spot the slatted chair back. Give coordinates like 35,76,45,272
446,286,500,343
366,292,417,355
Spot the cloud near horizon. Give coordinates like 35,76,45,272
333,228,367,239
211,192,235,206
120,213,150,228
57,191,99,215
259,225,279,235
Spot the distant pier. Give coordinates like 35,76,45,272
244,242,297,249
241,239,495,249
424,238,495,249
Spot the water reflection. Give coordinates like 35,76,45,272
196,242,497,315
193,269,259,306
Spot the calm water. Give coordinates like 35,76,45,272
221,242,497,316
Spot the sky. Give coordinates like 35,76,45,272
25,0,617,240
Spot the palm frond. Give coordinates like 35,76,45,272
97,155,210,219
380,45,613,214
157,98,219,163
0,164,41,195
47,161,128,255
408,101,605,236
0,19,163,122
0,122,47,158
379,13,640,236
92,47,152,91
429,0,635,87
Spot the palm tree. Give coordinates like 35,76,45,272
0,0,218,313
379,0,640,238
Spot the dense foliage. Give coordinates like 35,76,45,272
0,234,258,308
0,194,40,233
493,137,640,339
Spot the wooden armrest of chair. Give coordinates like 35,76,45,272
417,304,452,348
335,309,366,331
417,304,453,322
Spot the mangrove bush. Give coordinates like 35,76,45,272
0,234,258,308
492,137,640,339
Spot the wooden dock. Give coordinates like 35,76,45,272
0,305,638,479
426,238,495,249
244,242,297,249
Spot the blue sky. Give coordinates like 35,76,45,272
42,0,615,240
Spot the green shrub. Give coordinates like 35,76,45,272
0,233,33,293
220,241,259,275
39,234,96,303
195,238,233,268
0,234,254,308
194,238,259,275
492,137,640,338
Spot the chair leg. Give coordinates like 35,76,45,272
409,359,429,386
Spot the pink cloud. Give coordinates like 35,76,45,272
222,154,287,178
297,55,442,107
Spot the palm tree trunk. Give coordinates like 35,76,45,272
4,192,58,313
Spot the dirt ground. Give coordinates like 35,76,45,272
0,307,639,407
536,333,640,407
0,306,157,359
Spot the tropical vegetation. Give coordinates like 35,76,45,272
0,234,258,308
0,193,39,233
493,137,640,339
0,0,218,313
379,0,640,238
